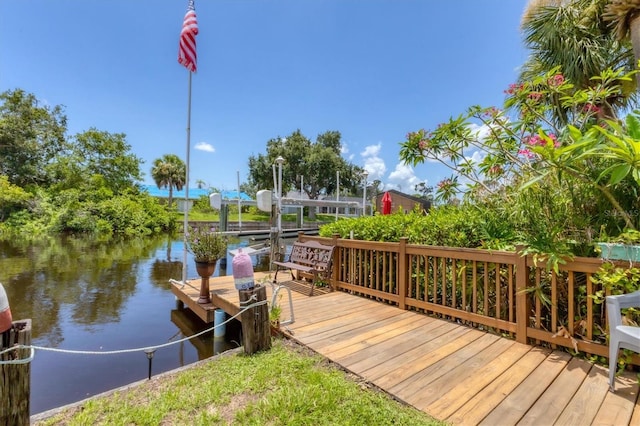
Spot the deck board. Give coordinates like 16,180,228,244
409,337,516,410
175,275,640,425
556,363,611,426
424,342,531,419
478,350,572,426
518,357,591,425
444,347,552,425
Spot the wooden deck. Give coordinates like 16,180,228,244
174,273,640,425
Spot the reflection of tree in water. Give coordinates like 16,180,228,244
0,235,167,343
150,235,183,288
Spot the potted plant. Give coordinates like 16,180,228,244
186,225,228,304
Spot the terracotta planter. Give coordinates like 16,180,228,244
195,260,217,304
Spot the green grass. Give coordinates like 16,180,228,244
179,210,337,225
35,339,445,425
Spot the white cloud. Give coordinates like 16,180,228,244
341,143,355,161
469,122,491,141
195,142,215,153
469,149,485,165
387,162,421,192
360,143,386,181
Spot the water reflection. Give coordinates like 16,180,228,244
0,234,272,414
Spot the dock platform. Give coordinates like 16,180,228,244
172,274,640,425
170,271,324,324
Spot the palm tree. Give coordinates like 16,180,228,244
195,179,207,189
151,154,186,207
520,0,636,121
604,0,640,85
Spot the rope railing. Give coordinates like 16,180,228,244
0,298,267,365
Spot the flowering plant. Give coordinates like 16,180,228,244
186,226,228,263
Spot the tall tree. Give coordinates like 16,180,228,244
0,89,68,187
414,182,434,201
604,0,640,86
520,0,636,122
151,154,186,207
247,130,363,201
53,128,143,193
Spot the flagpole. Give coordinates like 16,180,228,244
178,0,197,284
182,70,192,284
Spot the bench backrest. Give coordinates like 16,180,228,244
288,241,335,271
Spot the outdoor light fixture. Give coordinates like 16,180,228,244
144,348,156,380
362,170,369,216
275,156,285,234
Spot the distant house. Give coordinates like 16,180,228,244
141,184,252,212
375,189,431,214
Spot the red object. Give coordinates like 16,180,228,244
381,191,392,215
178,0,199,72
0,283,12,333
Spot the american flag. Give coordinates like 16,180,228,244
178,0,198,72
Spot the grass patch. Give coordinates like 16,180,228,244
35,339,444,425
177,210,338,224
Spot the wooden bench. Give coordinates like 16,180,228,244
272,240,335,296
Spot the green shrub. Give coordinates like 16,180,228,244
319,205,488,248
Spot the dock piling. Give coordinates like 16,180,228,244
239,285,270,354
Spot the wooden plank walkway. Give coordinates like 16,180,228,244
178,273,640,425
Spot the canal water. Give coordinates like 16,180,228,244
0,234,274,415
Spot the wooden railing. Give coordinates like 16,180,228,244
299,234,613,359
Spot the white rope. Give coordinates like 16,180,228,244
0,346,35,365
0,299,268,363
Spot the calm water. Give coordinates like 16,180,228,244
0,234,272,415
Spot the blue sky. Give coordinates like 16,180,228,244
1,0,528,194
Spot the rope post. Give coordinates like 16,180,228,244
234,251,269,354
239,285,270,355
1,319,31,426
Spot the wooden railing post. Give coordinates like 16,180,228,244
515,245,529,344
398,237,408,310
1,319,31,426
331,234,340,291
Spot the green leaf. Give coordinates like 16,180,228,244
567,125,582,142
627,113,640,139
520,171,549,191
604,163,631,185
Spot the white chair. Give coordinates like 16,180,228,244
606,290,640,392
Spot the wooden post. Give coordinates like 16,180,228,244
398,237,408,310
1,319,31,426
239,285,271,355
331,233,340,292
515,245,529,344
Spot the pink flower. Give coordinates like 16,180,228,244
482,107,501,118
526,135,544,146
437,178,452,189
518,148,535,159
548,74,565,87
528,92,542,101
582,103,601,114
524,133,559,148
504,83,524,95
548,133,560,148
488,165,502,175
